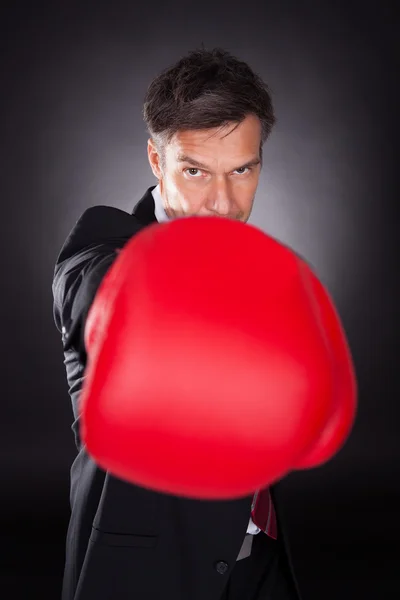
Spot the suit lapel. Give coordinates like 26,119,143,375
132,186,158,226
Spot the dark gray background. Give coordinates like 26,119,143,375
1,1,398,598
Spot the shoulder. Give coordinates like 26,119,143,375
56,205,143,265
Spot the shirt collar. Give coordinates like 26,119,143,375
151,184,171,223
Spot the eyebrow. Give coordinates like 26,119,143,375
176,154,261,171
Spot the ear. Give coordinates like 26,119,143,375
147,139,163,179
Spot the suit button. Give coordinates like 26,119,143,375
215,561,229,575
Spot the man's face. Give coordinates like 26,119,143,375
147,114,262,223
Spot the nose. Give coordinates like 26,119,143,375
206,178,232,216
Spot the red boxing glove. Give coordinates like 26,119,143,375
80,217,357,500
292,264,357,469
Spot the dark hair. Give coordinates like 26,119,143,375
143,47,275,168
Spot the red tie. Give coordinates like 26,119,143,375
251,487,277,539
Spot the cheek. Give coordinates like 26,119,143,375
181,194,205,213
234,180,257,206
222,189,253,222
166,176,204,212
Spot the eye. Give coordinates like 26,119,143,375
185,168,202,177
234,167,251,175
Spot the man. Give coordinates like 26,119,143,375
53,47,303,600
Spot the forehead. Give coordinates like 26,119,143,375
167,114,262,159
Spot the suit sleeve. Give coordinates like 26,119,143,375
52,206,143,359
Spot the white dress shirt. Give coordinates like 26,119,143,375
151,184,261,538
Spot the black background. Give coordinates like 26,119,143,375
1,1,399,598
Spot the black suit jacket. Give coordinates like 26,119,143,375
52,186,302,600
